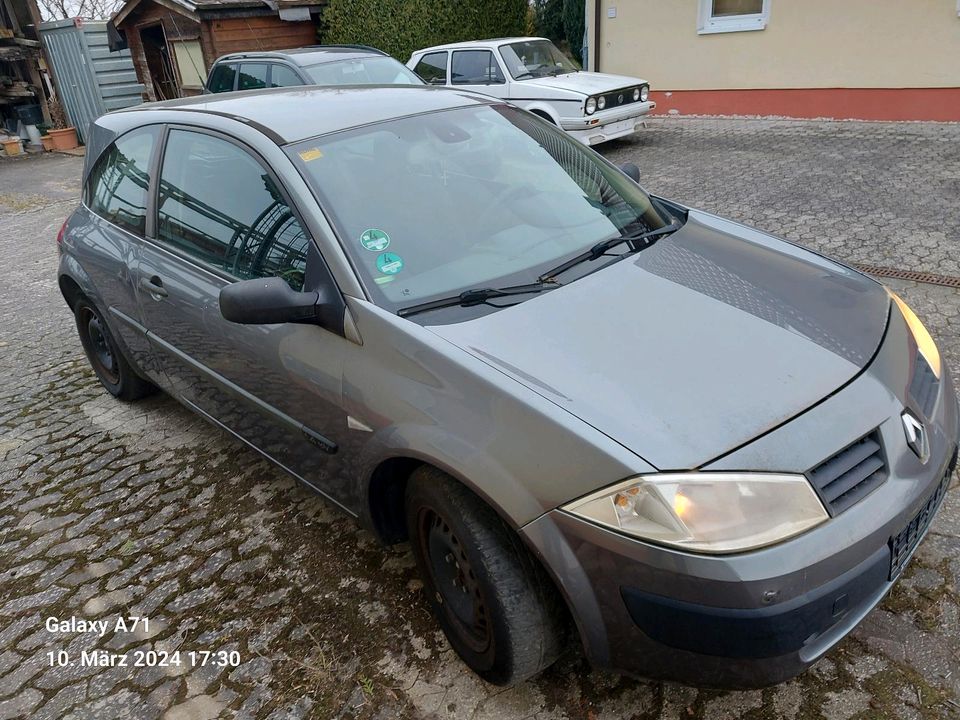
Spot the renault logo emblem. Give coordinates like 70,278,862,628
902,411,930,464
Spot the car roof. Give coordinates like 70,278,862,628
105,85,498,144
414,37,547,53
215,45,388,67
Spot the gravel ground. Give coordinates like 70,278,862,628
0,117,959,720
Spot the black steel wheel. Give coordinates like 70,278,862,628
74,298,155,401
406,466,568,685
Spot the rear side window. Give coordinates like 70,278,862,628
238,63,269,91
451,50,505,85
86,126,159,236
414,52,447,84
156,130,310,290
207,63,236,93
269,64,302,87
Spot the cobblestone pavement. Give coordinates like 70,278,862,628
0,118,958,720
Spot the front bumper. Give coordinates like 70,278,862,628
561,101,656,145
522,358,959,687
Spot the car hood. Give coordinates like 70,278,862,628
521,71,648,96
429,210,890,470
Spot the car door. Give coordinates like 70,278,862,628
135,126,354,510
80,125,163,380
449,49,509,99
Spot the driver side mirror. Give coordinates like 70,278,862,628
219,276,321,326
619,162,641,183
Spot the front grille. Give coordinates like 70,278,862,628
889,471,950,579
599,86,642,110
908,352,939,418
807,431,887,514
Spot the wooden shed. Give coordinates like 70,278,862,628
111,0,324,101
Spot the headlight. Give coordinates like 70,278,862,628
640,84,649,102
585,97,597,115
597,96,606,110
633,87,640,102
889,290,941,379
562,473,828,554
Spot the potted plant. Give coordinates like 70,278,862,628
37,122,54,152
45,99,79,151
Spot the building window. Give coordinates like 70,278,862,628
698,0,770,34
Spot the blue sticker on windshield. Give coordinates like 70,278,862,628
376,252,404,275
360,228,390,252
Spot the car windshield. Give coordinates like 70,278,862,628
304,57,423,85
288,104,669,317
500,40,579,79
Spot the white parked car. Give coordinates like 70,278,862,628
407,37,655,145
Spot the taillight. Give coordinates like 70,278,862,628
56,219,67,251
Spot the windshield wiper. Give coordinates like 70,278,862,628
397,282,556,318
538,221,682,283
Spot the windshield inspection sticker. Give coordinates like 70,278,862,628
298,148,324,162
360,228,391,252
376,252,404,275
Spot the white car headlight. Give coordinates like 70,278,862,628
640,85,649,102
633,88,640,102
585,97,597,115
889,290,941,379
597,96,606,110
562,473,828,554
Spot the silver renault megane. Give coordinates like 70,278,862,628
57,86,959,688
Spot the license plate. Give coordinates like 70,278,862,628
889,473,951,579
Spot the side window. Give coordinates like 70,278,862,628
156,130,310,290
451,50,504,85
237,63,269,91
207,63,236,93
86,126,159,236
269,64,303,87
414,52,447,85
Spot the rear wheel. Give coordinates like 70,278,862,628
74,299,155,401
406,466,568,685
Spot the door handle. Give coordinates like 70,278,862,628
140,275,168,298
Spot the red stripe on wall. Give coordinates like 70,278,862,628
649,88,960,122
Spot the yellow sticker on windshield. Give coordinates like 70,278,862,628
298,148,324,162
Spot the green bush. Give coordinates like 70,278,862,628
562,0,585,61
323,0,528,62
532,0,564,43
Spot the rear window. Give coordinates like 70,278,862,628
237,63,269,90
207,63,236,93
414,52,447,84
86,126,160,236
269,64,302,87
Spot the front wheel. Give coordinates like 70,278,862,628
406,467,568,685
74,298,155,401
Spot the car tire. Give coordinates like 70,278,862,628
74,298,155,401
406,466,568,685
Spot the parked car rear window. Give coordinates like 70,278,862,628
157,130,310,290
238,63,269,91
86,126,160,236
304,57,422,86
207,64,236,92
451,50,505,85
413,52,447,84
269,64,303,87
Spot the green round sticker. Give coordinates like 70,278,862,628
360,228,391,252
376,252,404,275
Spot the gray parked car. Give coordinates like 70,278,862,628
58,86,958,688
205,45,423,94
